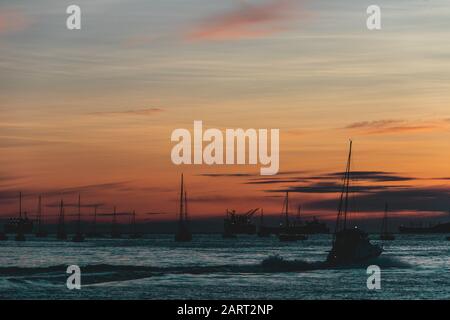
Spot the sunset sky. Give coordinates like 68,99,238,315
1,0,450,226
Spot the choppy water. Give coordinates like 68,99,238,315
0,234,448,299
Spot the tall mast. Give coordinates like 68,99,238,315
132,210,136,233
19,192,22,218
184,191,188,222
343,140,352,229
285,191,289,228
58,199,65,233
179,174,184,224
334,140,353,242
38,195,42,228
77,194,81,233
93,205,98,234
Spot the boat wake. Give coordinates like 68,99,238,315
0,255,410,286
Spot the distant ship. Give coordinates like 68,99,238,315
223,208,258,237
4,192,33,234
380,203,395,241
399,221,450,234
326,141,382,265
256,209,329,236
277,192,307,242
399,210,450,234
175,174,192,242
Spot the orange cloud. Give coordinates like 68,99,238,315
186,0,304,41
90,108,164,117
343,119,450,135
0,9,29,34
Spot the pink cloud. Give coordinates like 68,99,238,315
186,0,305,42
0,9,29,34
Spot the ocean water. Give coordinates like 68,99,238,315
0,234,448,299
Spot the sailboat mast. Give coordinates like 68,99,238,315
38,195,42,228
19,192,22,218
179,174,184,223
343,140,352,230
285,191,289,228
334,140,353,241
93,205,97,233
184,191,188,222
77,194,81,232
58,199,65,233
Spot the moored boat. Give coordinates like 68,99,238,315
277,192,307,242
175,174,192,242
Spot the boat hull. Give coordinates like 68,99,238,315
278,233,307,242
380,233,395,241
399,222,450,234
327,229,382,266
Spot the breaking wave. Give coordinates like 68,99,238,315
0,255,410,285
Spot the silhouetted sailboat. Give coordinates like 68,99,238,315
327,141,382,265
278,192,307,242
257,209,270,237
380,203,395,241
5,192,33,235
35,195,48,238
57,200,67,240
175,174,192,242
129,210,143,239
15,193,26,241
111,206,122,238
72,194,85,242
86,205,101,237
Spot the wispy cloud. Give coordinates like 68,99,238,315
199,173,255,178
267,181,392,194
306,187,450,214
90,108,163,117
199,170,306,178
343,119,449,135
246,171,414,186
0,181,130,203
186,0,304,41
